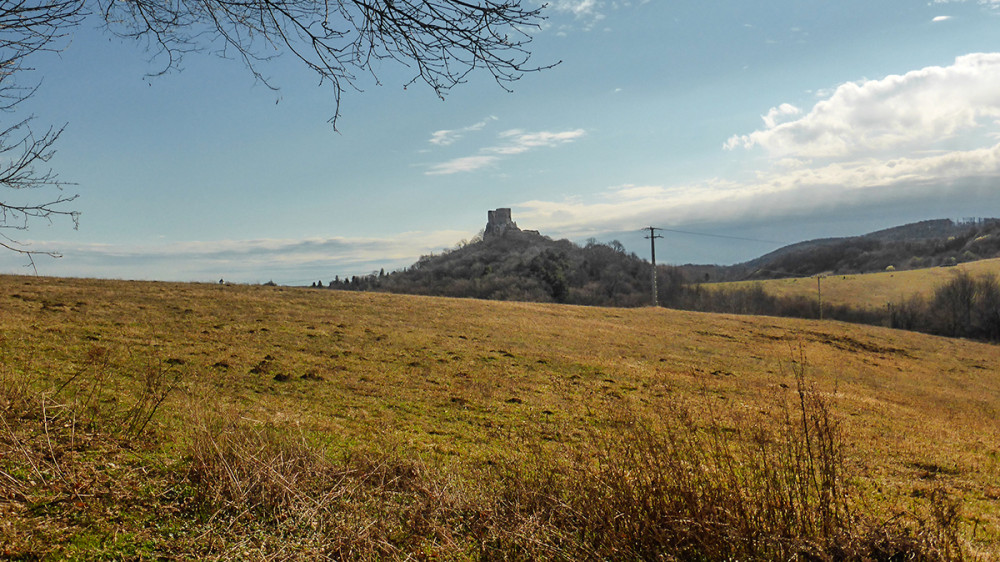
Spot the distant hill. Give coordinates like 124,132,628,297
862,219,968,242
682,218,1000,282
327,208,670,306
360,229,664,307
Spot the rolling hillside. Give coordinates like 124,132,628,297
711,257,1000,310
2,275,998,558
682,218,1000,282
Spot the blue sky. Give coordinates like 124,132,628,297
5,0,1000,284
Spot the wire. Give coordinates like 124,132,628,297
643,227,782,244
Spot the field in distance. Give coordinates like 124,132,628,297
708,257,1000,310
2,274,998,558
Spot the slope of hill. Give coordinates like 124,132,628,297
318,216,1000,343
740,218,1000,279
744,219,963,270
673,218,1000,283
714,257,1000,310
1,275,998,558
863,218,968,242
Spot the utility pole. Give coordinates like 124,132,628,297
815,274,825,320
644,226,663,307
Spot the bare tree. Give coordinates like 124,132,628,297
0,0,84,267
1,0,553,262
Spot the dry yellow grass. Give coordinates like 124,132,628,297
710,257,1000,310
2,274,999,556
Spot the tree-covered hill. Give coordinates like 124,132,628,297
684,218,1000,282
330,229,670,307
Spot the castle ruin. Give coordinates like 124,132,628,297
484,208,520,239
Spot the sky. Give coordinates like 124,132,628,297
5,0,1000,284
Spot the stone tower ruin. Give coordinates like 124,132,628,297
484,208,520,239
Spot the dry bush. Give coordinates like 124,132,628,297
185,411,483,559
49,344,180,442
486,364,966,561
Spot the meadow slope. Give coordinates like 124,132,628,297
1,275,998,558
712,257,1000,310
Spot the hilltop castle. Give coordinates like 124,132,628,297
484,208,540,240
484,208,519,239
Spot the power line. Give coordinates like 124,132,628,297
652,227,782,244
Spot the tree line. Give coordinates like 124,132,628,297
664,270,1000,343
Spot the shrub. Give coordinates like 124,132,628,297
888,271,1000,341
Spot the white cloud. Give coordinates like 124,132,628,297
541,1,648,33
492,129,587,155
546,0,609,31
425,128,586,175
426,155,500,175
610,184,669,199
760,103,802,129
551,0,599,18
429,130,461,146
934,0,1000,6
725,53,1000,158
723,103,802,150
932,15,953,21
513,142,1000,238
428,116,497,146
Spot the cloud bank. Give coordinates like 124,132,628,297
725,53,1000,159
518,54,1000,241
2,231,471,284
515,143,1000,238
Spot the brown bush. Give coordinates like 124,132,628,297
485,365,963,561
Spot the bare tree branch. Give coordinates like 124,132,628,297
0,0,83,262
98,0,556,126
0,0,553,266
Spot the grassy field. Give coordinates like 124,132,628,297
2,274,999,559
708,257,1000,310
